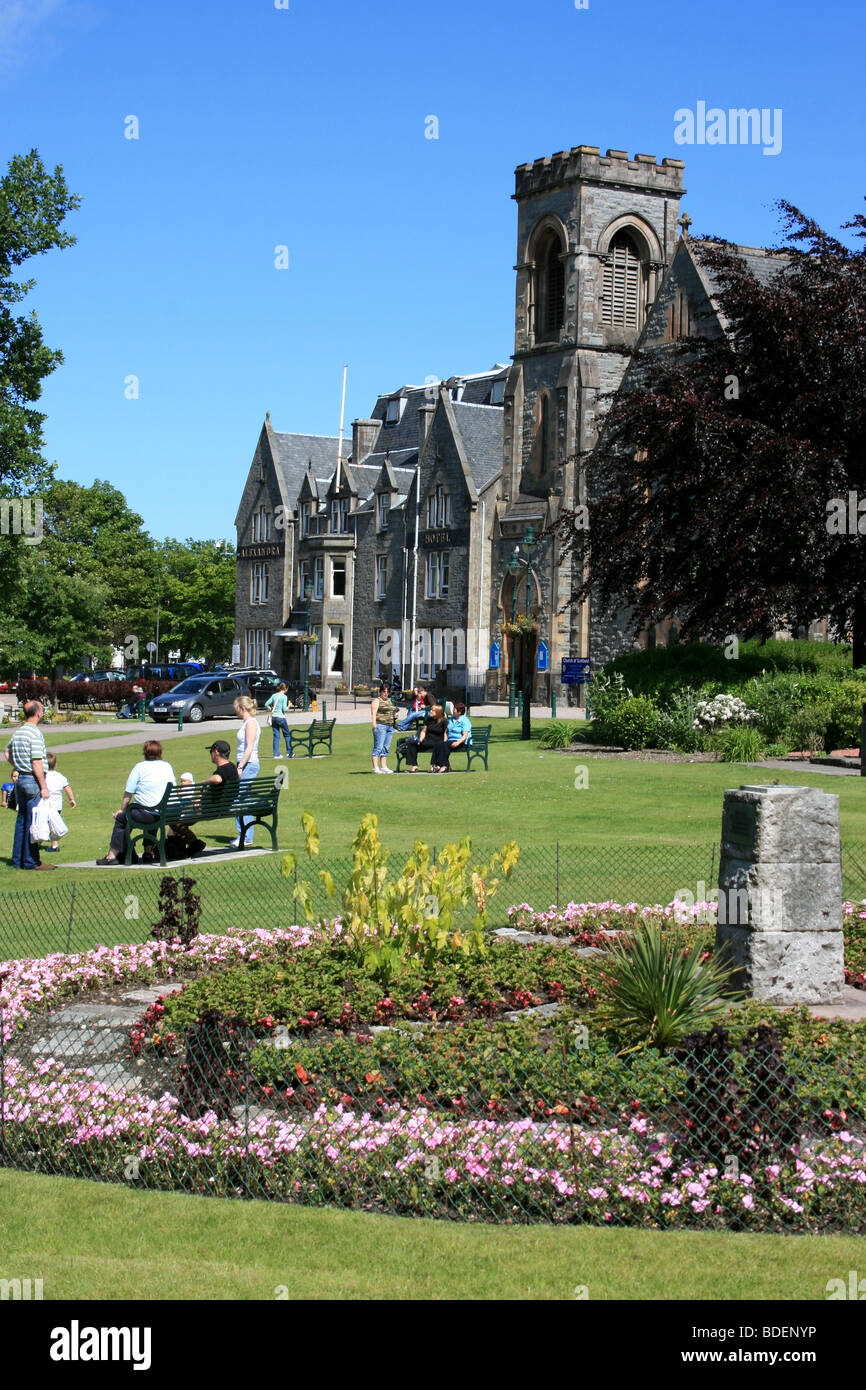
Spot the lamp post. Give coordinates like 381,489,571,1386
507,550,520,719
303,578,313,713
520,526,539,743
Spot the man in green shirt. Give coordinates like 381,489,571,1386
265,683,291,758
4,700,53,869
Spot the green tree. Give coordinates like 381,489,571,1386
0,149,79,494
156,539,236,666
558,203,866,660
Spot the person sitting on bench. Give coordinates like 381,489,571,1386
431,702,472,772
164,741,240,859
397,687,431,732
97,740,176,865
402,704,447,772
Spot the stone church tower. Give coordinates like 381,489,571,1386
496,146,685,700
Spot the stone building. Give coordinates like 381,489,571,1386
234,142,809,700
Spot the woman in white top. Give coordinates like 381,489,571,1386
232,696,261,847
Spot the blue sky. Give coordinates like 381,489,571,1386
2,0,863,541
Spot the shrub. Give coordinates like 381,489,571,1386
603,924,739,1051
538,720,583,749
655,688,710,753
786,703,830,754
150,875,202,948
710,725,766,762
823,679,866,749
603,694,659,750
585,670,629,727
692,692,758,732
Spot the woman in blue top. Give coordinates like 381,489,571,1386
431,703,472,772
265,683,291,758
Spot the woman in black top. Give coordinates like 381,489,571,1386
402,704,447,771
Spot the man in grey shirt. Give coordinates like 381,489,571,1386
4,699,53,870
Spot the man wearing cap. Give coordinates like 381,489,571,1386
167,742,240,858
3,699,52,870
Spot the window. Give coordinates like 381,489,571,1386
490,379,505,405
668,292,690,341
246,630,271,667
313,555,324,599
328,625,345,676
426,550,449,598
385,398,400,424
602,231,642,329
252,513,258,543
298,559,309,599
378,493,390,531
251,564,261,604
416,628,432,679
300,502,311,538
376,555,388,600
376,627,399,678
261,563,269,603
309,627,321,675
426,485,451,529
340,498,351,533
535,229,565,339
331,557,346,597
252,508,270,542
330,500,339,533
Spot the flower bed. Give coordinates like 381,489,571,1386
2,916,866,1230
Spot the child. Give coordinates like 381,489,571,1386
44,751,76,851
1,767,18,810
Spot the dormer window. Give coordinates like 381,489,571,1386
330,499,339,533
385,398,400,424
490,379,505,405
340,498,351,533
378,494,390,531
300,502,311,538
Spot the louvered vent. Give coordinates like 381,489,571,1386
602,233,641,328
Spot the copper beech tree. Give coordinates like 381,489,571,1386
556,202,866,663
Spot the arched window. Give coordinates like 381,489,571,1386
601,231,643,329
534,229,565,339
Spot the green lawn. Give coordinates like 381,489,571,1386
3,718,864,871
2,719,865,958
2,1169,863,1300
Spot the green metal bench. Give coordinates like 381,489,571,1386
124,774,283,865
288,717,336,758
395,724,492,772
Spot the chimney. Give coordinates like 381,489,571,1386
351,418,379,463
418,403,435,455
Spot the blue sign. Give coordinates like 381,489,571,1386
536,640,549,672
561,657,591,686
489,641,501,670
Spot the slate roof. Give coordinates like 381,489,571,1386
689,240,791,296
451,403,504,491
269,431,351,503
365,366,509,459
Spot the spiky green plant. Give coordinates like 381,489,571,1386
604,924,739,1052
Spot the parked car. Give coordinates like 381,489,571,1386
232,669,300,705
69,670,126,682
148,674,249,723
141,662,204,683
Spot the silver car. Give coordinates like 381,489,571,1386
148,675,248,723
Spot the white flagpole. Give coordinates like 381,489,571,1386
337,363,348,468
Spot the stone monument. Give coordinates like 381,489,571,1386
715,784,844,1005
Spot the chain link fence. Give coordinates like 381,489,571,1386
2,997,864,1231
1,840,865,964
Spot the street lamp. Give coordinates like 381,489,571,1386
520,526,539,742
507,550,521,719
303,578,313,713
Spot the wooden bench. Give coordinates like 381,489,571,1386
124,775,283,866
395,724,492,773
288,717,336,758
